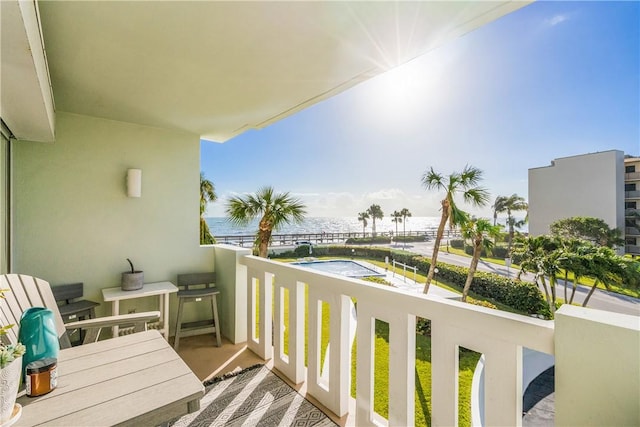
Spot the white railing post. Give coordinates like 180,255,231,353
484,343,522,426
273,274,305,384
246,267,272,360
307,284,351,417
388,310,416,427
355,303,377,427
431,320,459,426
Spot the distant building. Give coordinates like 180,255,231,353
528,150,640,256
625,156,640,255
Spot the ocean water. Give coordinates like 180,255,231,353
206,216,441,236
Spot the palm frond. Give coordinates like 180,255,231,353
421,168,446,191
463,187,491,207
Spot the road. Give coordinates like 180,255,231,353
385,241,640,316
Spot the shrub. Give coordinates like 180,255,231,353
362,277,393,286
491,246,509,259
450,239,465,249
345,237,392,244
416,317,431,337
393,235,429,243
464,245,487,257
467,298,497,310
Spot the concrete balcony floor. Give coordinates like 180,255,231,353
173,333,350,426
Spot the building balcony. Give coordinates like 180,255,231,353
208,245,639,427
625,171,640,181
626,245,640,255
626,227,640,236
625,190,640,199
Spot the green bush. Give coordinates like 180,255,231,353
491,245,509,259
393,235,428,243
362,276,393,286
450,239,465,249
293,245,313,257
345,236,392,244
467,298,498,310
464,245,487,257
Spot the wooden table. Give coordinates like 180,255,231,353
17,330,204,426
102,281,178,338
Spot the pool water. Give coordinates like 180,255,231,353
292,259,385,278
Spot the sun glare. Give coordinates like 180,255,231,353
357,48,453,128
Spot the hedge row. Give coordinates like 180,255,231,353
344,236,392,244
273,245,548,316
392,235,429,243
450,239,465,249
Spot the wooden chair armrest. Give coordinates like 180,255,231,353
64,311,160,330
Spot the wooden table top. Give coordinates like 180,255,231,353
17,330,204,426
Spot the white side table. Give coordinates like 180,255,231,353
102,281,178,339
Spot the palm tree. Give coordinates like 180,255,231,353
200,172,217,245
391,210,402,239
366,204,384,237
581,246,623,307
491,196,508,227
421,165,490,293
226,186,306,257
400,208,412,236
496,194,528,255
460,217,501,302
400,208,412,249
514,235,557,314
357,211,369,236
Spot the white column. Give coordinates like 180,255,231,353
555,305,640,426
484,343,522,427
355,303,376,427
307,286,351,417
431,320,459,427
388,311,416,427
273,278,305,384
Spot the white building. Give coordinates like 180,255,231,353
625,156,640,255
528,150,640,255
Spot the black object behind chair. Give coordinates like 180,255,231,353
52,282,100,345
174,272,221,351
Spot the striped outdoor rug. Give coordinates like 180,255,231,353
171,365,337,427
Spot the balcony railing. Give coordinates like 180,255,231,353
626,244,640,254
213,245,640,426
626,227,640,236
625,171,640,181
625,190,640,199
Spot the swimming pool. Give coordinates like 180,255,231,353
292,259,385,278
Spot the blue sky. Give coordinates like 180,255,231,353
201,1,639,218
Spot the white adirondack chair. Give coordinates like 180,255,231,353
0,274,159,348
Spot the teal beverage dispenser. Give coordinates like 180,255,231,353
19,307,60,378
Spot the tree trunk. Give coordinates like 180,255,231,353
549,277,556,315
563,272,569,303
424,198,449,293
582,280,600,307
569,278,578,304
507,214,514,256
462,239,481,302
257,217,273,258
539,275,552,313
372,219,376,237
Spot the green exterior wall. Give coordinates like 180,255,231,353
13,112,214,332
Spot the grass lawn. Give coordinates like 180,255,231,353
444,246,640,299
269,257,482,426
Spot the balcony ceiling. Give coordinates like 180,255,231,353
34,1,529,143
